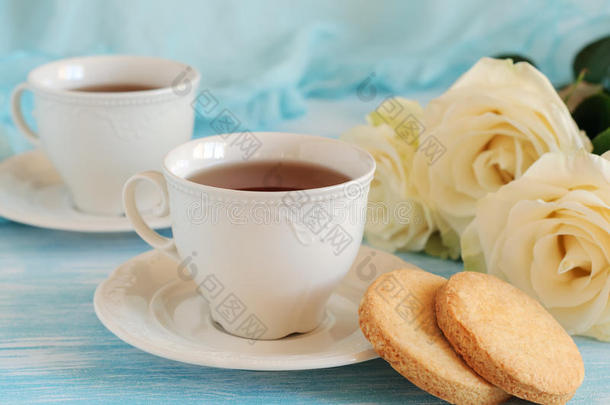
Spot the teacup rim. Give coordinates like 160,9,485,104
25,54,200,99
161,132,376,199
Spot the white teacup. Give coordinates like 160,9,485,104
11,55,200,215
123,132,375,340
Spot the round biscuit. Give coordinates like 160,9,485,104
435,271,584,405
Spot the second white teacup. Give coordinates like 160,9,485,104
11,55,200,215
123,132,375,340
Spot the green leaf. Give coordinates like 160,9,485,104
592,127,610,155
573,35,610,88
494,54,536,67
572,93,610,140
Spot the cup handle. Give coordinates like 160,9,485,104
11,83,40,146
123,171,180,262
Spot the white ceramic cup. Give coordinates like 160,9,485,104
123,132,375,340
11,55,200,215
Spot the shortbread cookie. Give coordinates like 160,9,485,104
359,269,509,405
435,272,584,405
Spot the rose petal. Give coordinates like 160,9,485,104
551,276,610,334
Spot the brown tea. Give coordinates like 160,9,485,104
70,83,160,92
186,160,351,191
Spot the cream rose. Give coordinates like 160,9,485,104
412,57,592,236
342,97,459,258
462,151,610,340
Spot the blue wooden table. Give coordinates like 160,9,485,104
1,99,609,404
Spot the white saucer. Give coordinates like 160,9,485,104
0,150,171,232
94,245,412,370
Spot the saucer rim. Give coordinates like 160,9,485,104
94,249,381,371
0,150,171,232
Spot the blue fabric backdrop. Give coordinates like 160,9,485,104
1,0,610,159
